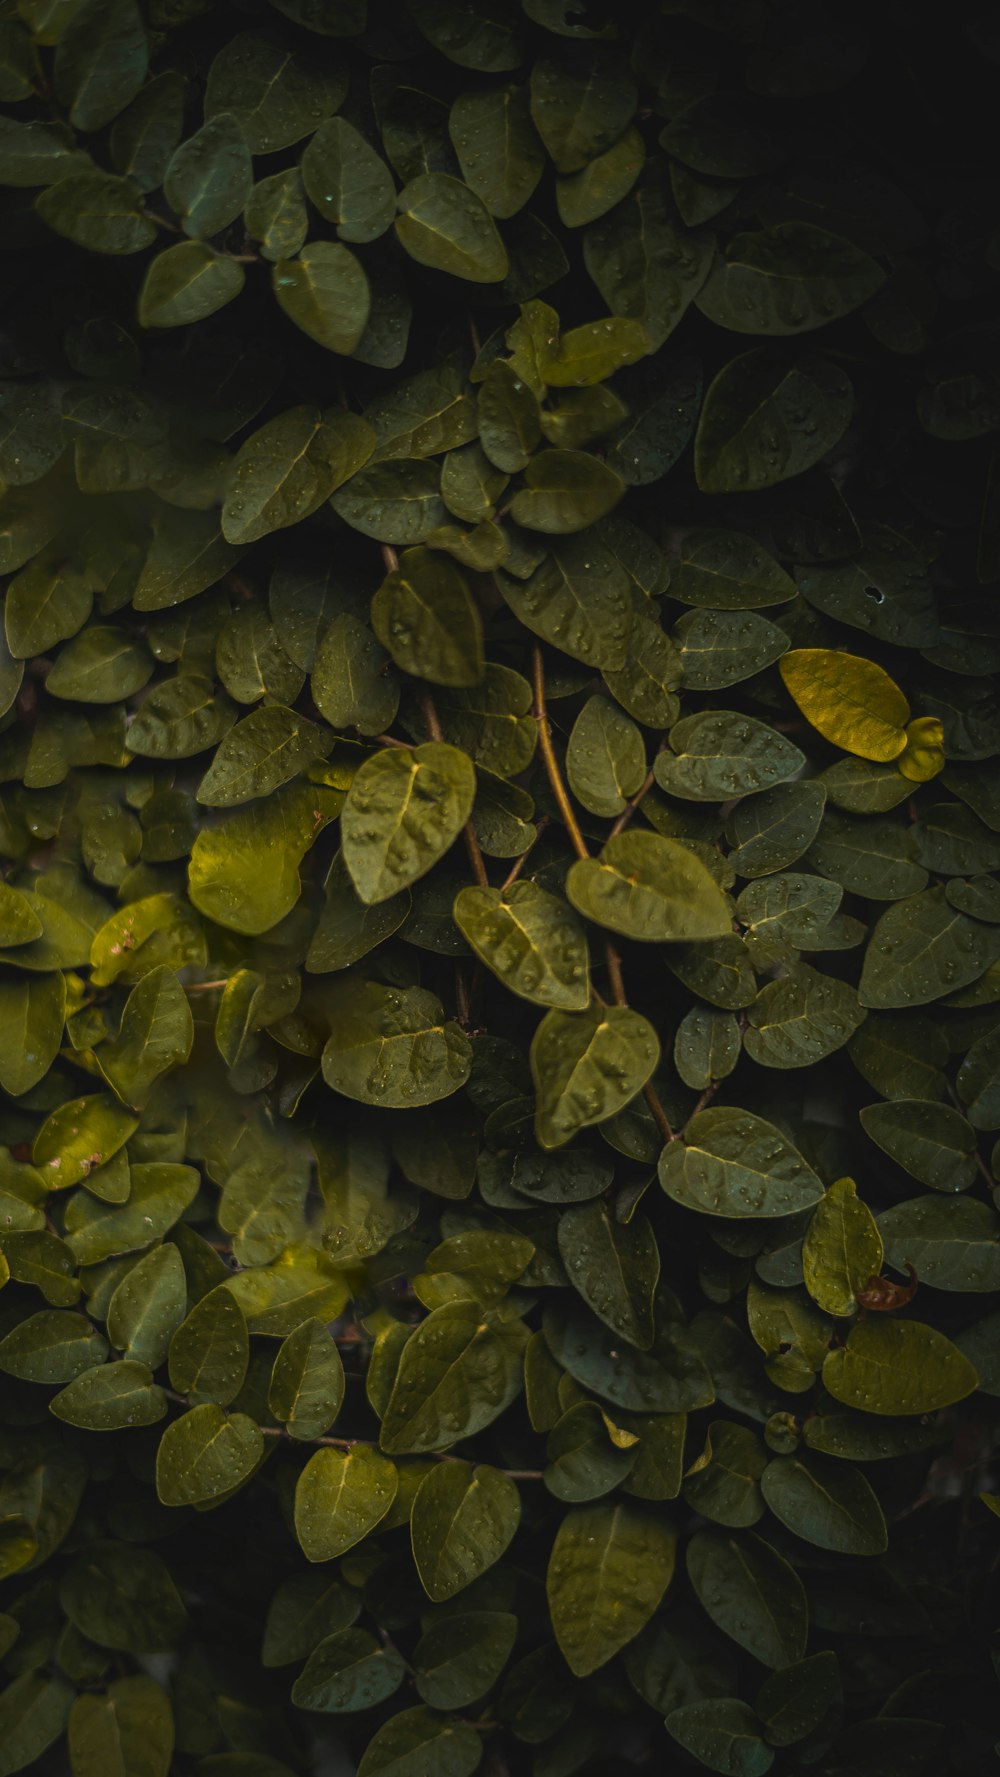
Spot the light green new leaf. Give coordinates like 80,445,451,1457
188,781,339,934
547,1501,675,1676
802,1177,883,1317
659,1108,824,1218
531,1003,660,1148
32,1093,137,1189
453,880,590,1009
341,741,476,904
295,1445,398,1560
567,831,732,944
411,1459,521,1599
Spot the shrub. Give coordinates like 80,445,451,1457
1,2,999,1774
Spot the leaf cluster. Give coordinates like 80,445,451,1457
1,3,999,1776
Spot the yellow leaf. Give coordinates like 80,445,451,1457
897,716,945,782
779,648,910,761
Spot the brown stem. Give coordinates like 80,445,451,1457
374,731,413,749
419,690,489,888
499,817,551,891
143,210,183,235
604,942,628,1008
643,1082,675,1144
608,765,656,839
381,544,399,574
531,646,589,862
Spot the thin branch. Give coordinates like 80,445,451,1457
420,690,489,888
374,731,413,749
531,646,588,862
381,544,399,574
643,1082,675,1144
608,764,656,839
499,817,550,891
604,942,628,1009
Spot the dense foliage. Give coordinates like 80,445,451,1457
2,1,1000,1773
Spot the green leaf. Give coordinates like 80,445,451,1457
106,1243,187,1368
50,1360,166,1430
205,30,346,154
371,547,484,686
67,1676,174,1777
696,224,884,335
395,172,508,281
667,531,798,610
273,241,370,354
859,888,1000,1008
687,1529,808,1668
547,1501,675,1676
32,1092,137,1188
565,694,645,817
478,360,542,471
414,1610,517,1709
109,71,186,193
566,831,732,942
0,1310,107,1382
312,615,399,736
0,882,43,947
674,1006,741,1092
341,742,476,904
755,1651,841,1748
156,1403,263,1507
760,1454,886,1556
0,1675,74,1777
543,318,652,387
268,1318,345,1440
583,186,713,351
677,608,789,691
164,114,252,239
496,535,631,668
168,1286,249,1406
196,705,331,807
355,1707,483,1777
245,166,309,261
53,0,147,132
411,1459,521,1599
556,1199,659,1348
294,1445,398,1560
780,648,910,761
877,1195,1000,1292
683,1421,767,1528
89,893,206,987
822,1318,978,1415
64,1162,199,1265
453,881,590,1010
35,170,155,253
655,712,805,802
222,406,374,545
859,1099,980,1192
510,449,623,533
138,242,245,329
659,1109,824,1219
302,116,396,243
307,851,409,972
557,125,644,228
449,84,543,219
802,1178,883,1316
0,972,66,1096
529,54,636,174
667,1700,774,1776
531,1003,660,1149
744,964,865,1069
380,1302,528,1453
292,1627,405,1712
322,979,471,1107
694,349,853,493
188,781,338,935
98,965,194,1108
